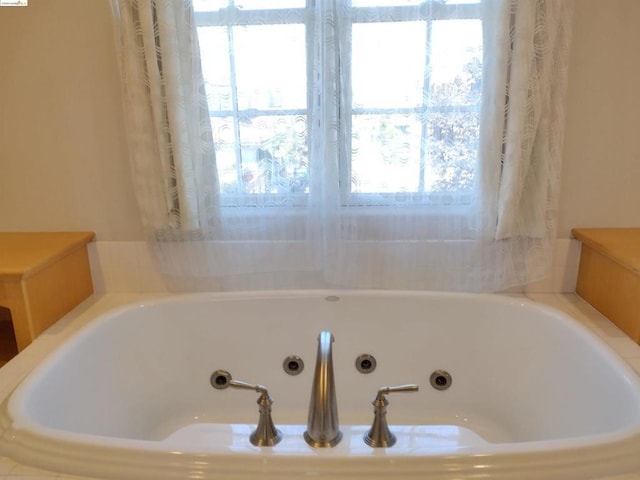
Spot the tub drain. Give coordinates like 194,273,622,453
430,370,452,390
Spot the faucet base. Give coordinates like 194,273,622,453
364,430,396,448
304,431,343,448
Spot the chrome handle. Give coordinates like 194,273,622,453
229,379,269,397
373,384,419,406
376,384,419,396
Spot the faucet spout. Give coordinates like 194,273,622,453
304,331,342,447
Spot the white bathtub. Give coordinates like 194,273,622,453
1,291,640,480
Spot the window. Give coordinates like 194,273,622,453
114,0,571,291
194,0,482,207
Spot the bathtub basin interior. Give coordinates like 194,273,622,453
2,292,640,479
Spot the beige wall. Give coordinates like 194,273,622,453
0,0,143,240
558,0,640,236
0,0,638,241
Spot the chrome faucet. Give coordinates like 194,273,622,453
364,384,419,448
304,331,342,447
210,370,282,447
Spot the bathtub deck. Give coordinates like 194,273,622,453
162,423,499,454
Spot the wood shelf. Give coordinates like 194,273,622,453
572,228,640,344
0,232,95,353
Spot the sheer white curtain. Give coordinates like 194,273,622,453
111,0,218,232
482,0,574,287
111,0,574,292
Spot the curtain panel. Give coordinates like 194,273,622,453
111,0,218,231
111,0,574,292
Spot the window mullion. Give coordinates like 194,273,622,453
418,17,434,195
225,24,244,193
306,0,315,202
340,3,353,203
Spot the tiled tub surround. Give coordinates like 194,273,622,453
86,239,583,294
0,293,638,479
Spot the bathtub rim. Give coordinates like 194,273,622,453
2,406,640,480
1,290,640,480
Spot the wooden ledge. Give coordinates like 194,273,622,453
572,228,640,275
0,232,95,352
0,232,95,280
572,228,640,344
